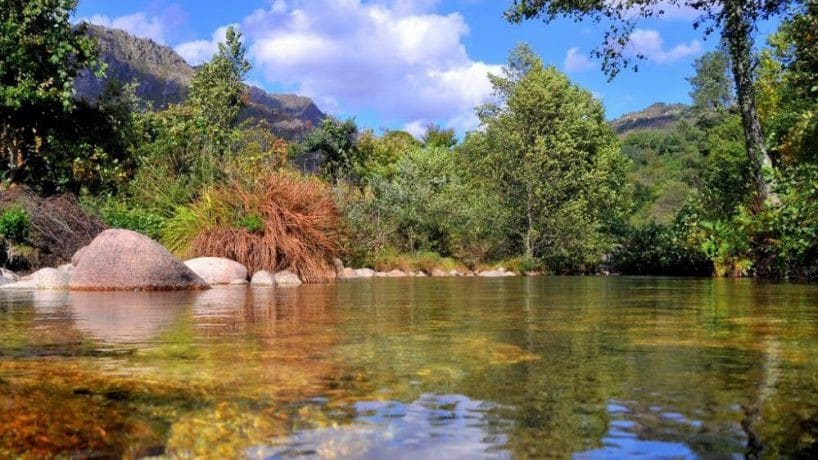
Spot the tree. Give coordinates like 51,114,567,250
297,118,360,184
465,44,630,271
0,0,101,188
688,50,734,112
188,26,250,131
422,123,458,149
505,0,794,209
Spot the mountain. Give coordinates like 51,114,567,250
610,103,690,137
74,24,325,140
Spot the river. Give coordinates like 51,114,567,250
1,277,817,458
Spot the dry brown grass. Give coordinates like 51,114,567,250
174,170,341,283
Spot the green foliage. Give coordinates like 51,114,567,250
188,26,250,131
92,198,166,240
422,124,457,149
296,118,359,183
0,0,116,193
612,222,710,276
237,214,264,234
688,51,734,112
372,146,509,265
0,206,30,243
353,129,420,182
465,44,631,272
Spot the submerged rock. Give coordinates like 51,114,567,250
1,267,70,290
69,229,209,291
184,257,248,285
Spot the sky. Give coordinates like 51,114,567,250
73,0,777,136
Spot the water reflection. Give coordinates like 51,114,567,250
251,393,511,459
68,291,195,344
2,278,818,457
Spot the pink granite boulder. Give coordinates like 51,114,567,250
69,229,209,291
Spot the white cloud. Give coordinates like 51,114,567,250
628,28,701,63
236,0,501,132
564,48,595,73
175,25,239,66
85,12,168,43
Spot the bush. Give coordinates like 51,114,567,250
91,198,166,240
363,249,465,273
0,206,30,243
612,222,711,276
164,170,341,282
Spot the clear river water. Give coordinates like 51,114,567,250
1,277,818,459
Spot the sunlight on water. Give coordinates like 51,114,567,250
2,277,818,458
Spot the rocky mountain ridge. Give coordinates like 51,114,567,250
610,103,690,137
75,24,325,140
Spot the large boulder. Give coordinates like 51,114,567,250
69,229,209,291
1,268,70,290
184,257,248,285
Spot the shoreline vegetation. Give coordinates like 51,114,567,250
2,2,818,282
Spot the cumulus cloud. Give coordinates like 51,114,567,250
628,28,701,63
82,4,186,44
84,12,168,43
564,48,595,73
235,0,501,132
176,25,239,66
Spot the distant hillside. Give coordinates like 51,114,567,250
610,103,690,137
75,24,325,140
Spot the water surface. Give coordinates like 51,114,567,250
2,277,818,458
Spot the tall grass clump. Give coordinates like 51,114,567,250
163,170,341,283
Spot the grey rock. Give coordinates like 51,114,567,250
2,268,70,290
251,270,276,286
185,257,248,285
355,268,376,278
274,270,302,286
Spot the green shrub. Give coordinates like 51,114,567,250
0,206,30,243
94,199,166,240
237,213,264,233
612,222,711,276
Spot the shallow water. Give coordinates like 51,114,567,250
2,277,818,458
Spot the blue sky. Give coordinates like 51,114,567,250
74,0,777,135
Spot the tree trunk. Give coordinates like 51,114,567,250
723,0,778,211
525,184,534,259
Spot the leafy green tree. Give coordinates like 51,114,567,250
758,2,818,162
373,146,509,263
297,118,360,184
188,26,251,131
422,123,458,149
354,129,420,182
688,50,734,113
0,0,101,189
505,0,792,209
465,44,630,271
